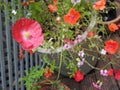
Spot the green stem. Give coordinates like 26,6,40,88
56,51,63,80
84,60,100,70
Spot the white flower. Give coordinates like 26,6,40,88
71,0,81,5
12,10,17,15
78,50,84,57
100,49,106,55
26,12,32,18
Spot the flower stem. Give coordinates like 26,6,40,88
56,51,63,80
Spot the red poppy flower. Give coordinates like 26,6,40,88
115,69,120,80
104,40,118,54
12,18,44,50
107,68,113,76
48,4,57,13
43,67,52,78
108,23,119,32
52,0,57,3
63,38,74,45
63,8,80,25
73,70,84,82
93,0,106,10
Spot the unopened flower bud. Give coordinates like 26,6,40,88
56,16,61,22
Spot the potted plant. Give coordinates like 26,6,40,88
11,0,120,88
21,64,70,90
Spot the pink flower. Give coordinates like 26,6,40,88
100,69,108,76
77,58,85,67
74,35,83,43
92,82,102,90
63,44,72,50
12,18,44,50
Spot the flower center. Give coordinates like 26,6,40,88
23,31,31,39
109,45,113,49
70,15,75,20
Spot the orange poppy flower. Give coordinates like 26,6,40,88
63,8,80,25
87,32,95,38
19,48,23,60
104,40,118,54
43,67,52,78
28,50,33,55
108,23,119,32
21,2,30,6
93,0,106,10
48,4,57,13
29,0,35,3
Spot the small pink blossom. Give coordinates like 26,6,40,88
92,80,102,90
100,69,108,76
63,44,72,50
77,58,85,67
74,35,83,43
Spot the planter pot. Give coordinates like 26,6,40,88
30,80,70,90
37,15,98,76
38,47,98,76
